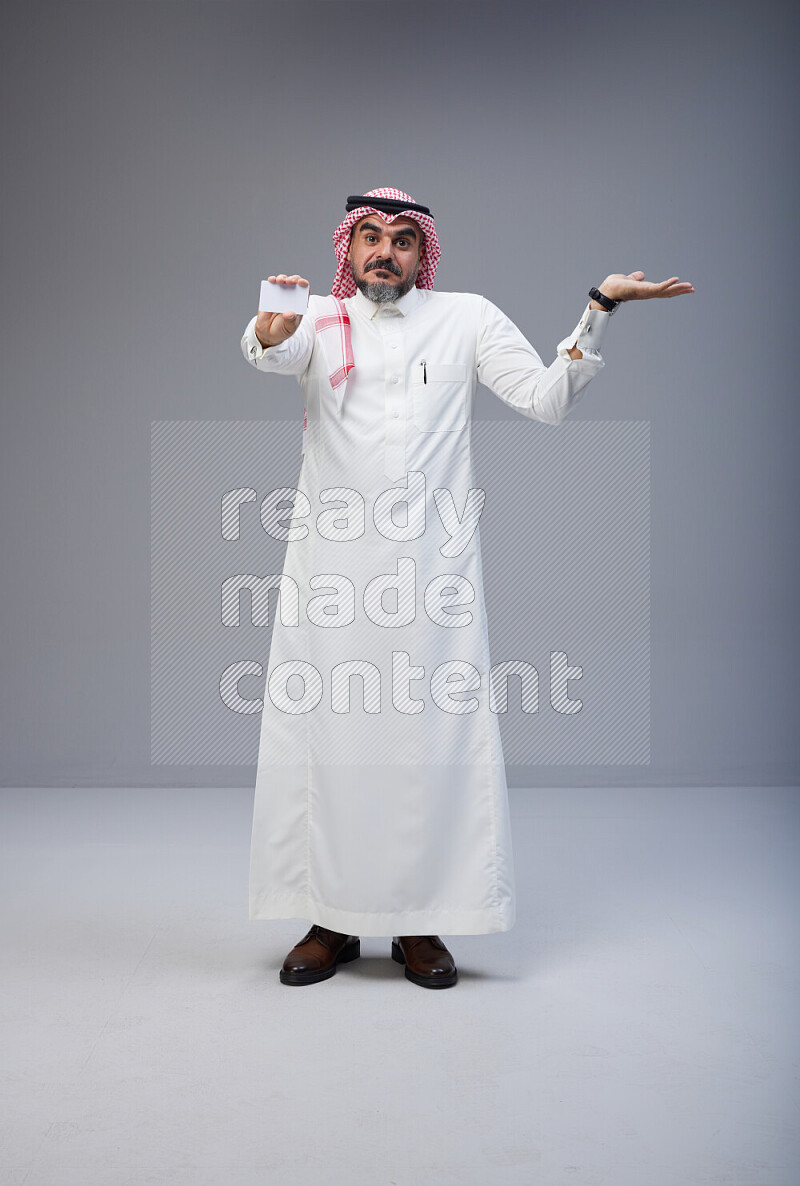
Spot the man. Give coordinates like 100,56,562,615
241,187,693,989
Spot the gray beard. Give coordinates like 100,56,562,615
357,279,403,303
352,260,420,304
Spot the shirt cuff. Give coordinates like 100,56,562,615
556,302,610,360
244,316,295,364
243,316,268,362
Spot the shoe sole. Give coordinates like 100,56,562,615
391,940,458,988
279,939,361,985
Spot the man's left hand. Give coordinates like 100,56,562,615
598,271,695,304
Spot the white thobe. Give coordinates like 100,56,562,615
241,285,609,935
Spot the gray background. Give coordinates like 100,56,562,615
1,0,797,787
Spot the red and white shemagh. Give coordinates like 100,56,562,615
314,188,440,412
330,187,440,300
313,296,355,413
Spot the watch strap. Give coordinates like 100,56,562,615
589,286,620,315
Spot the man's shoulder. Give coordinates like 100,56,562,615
423,289,484,302
420,290,486,310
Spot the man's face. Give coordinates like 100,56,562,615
347,215,425,303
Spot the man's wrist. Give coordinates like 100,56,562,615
589,284,621,314
245,317,277,363
557,300,610,361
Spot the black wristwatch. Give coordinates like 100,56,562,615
589,286,621,315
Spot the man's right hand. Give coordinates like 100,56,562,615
255,274,310,348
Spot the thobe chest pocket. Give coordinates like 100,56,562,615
412,363,468,432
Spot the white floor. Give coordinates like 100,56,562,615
1,786,797,1186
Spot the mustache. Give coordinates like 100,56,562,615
365,259,402,277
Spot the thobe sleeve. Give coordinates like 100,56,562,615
476,296,609,425
240,307,316,377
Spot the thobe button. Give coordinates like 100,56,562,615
392,410,400,418
390,376,399,384
390,343,399,349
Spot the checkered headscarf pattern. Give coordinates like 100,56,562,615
330,187,440,299
314,296,355,410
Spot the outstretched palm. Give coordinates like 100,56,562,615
601,270,695,302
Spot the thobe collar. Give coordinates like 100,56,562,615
351,284,423,320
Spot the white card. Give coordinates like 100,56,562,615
258,279,310,315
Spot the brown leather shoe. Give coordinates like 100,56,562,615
391,935,458,988
279,924,360,985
